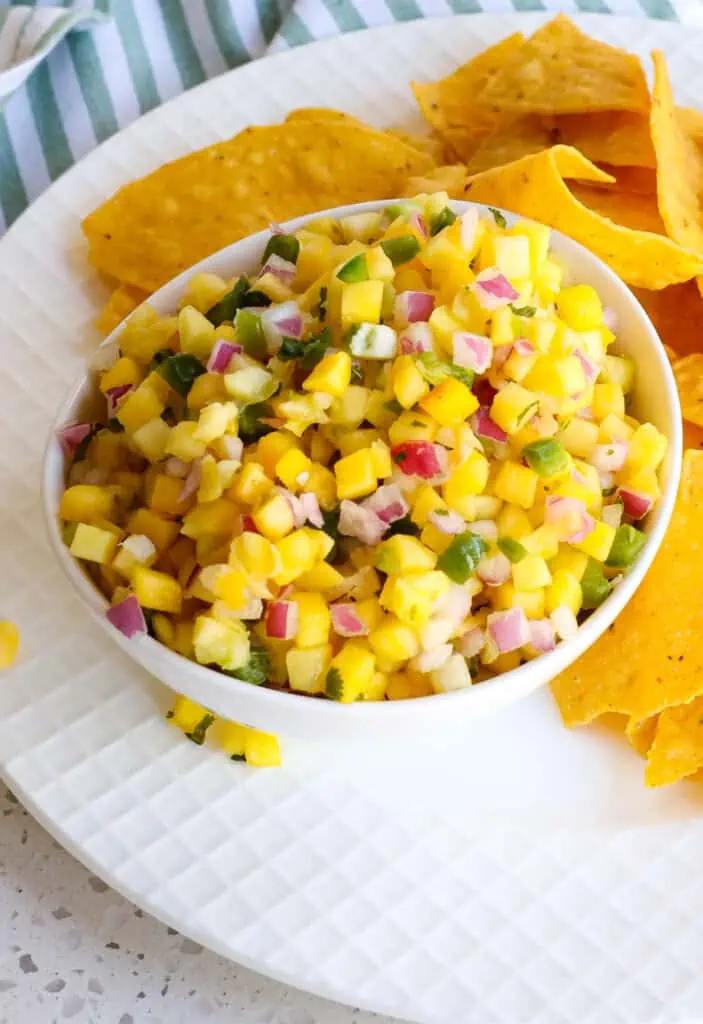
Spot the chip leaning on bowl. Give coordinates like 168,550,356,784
57,193,667,707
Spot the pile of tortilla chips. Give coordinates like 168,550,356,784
83,15,703,787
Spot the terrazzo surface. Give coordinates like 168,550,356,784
0,786,394,1024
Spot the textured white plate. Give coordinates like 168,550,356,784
2,14,703,1024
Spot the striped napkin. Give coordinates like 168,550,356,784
1,0,702,238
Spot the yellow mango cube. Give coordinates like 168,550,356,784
116,380,165,432
293,592,331,648
391,355,430,409
574,520,616,561
325,640,376,702
626,423,667,470
304,464,338,510
187,372,228,411
273,530,319,585
388,411,437,445
493,462,538,509
512,554,552,591
384,570,449,626
60,484,114,524
231,461,273,505
411,484,446,527
132,566,182,613
178,305,215,361
181,498,239,539
69,523,119,565
369,616,419,663
442,450,489,516
334,448,377,500
490,383,539,435
370,439,392,479
127,508,180,552
340,280,384,325
556,285,603,331
295,562,345,592
252,493,295,540
147,473,193,517
419,522,453,555
545,570,582,616
243,730,281,768
131,417,171,463
419,377,478,426
375,535,436,574
100,356,142,393
592,381,625,421
165,421,207,461
303,350,352,397
276,448,313,491
286,645,332,694
549,545,588,580
558,417,599,459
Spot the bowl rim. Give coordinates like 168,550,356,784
42,197,683,723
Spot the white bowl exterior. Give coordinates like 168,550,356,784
43,200,682,740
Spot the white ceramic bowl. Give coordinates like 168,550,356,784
43,200,682,741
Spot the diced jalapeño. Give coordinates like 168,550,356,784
497,537,527,563
522,439,569,478
262,233,300,265
605,524,646,569
380,235,421,266
336,253,369,283
437,532,489,583
580,558,612,610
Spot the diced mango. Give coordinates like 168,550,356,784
69,523,119,565
293,592,331,648
252,493,295,540
556,285,603,331
390,355,430,409
545,570,582,616
132,566,182,613
512,554,552,591
490,383,539,435
419,376,478,426
325,641,376,702
303,350,352,397
286,645,332,694
231,461,273,505
60,484,114,524
493,462,538,509
376,535,436,574
574,520,616,561
442,450,489,515
368,616,419,663
334,448,377,500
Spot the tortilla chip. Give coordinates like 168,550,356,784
462,145,703,289
678,106,703,149
633,281,703,358
597,166,657,195
83,121,434,291
645,697,703,786
673,354,703,426
466,111,656,176
481,15,650,116
650,52,703,300
403,163,468,198
552,450,703,725
626,715,659,758
411,34,526,161
95,283,148,336
386,129,444,164
285,108,442,163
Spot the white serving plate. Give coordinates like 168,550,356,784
2,14,703,1024
43,199,680,740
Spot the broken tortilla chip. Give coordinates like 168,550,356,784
411,34,525,162
645,697,703,786
462,145,703,289
552,450,703,726
96,283,149,336
673,353,703,426
481,14,650,116
626,715,659,758
83,121,434,291
650,51,703,300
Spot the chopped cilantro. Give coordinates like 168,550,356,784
488,207,507,228
510,304,536,318
187,713,215,746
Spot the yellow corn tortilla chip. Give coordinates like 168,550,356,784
650,52,703,300
552,450,703,725
633,281,703,358
411,34,525,162
570,184,665,234
96,283,148,336
403,163,468,198
466,111,656,176
678,106,703,149
645,697,703,786
83,121,434,291
481,15,650,116
462,145,703,289
626,715,659,758
597,166,657,195
673,353,703,426
386,129,445,164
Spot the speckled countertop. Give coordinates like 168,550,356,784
1,786,396,1024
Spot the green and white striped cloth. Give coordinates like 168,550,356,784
0,0,701,237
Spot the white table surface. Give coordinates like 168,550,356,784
0,786,395,1024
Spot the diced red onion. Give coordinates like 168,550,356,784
221,435,243,461
545,495,594,543
577,406,594,421
473,378,498,406
362,484,409,524
470,519,499,542
338,499,388,545
477,552,511,586
179,458,202,502
471,269,519,311
260,301,304,351
419,617,454,650
512,338,535,358
266,600,299,640
590,440,628,473
240,514,257,533
57,423,93,457
408,211,428,238
529,618,556,653
573,347,599,386
259,253,296,286
398,322,434,354
299,491,324,528
213,596,263,621
453,332,492,373
277,488,306,528
412,644,453,673
429,509,465,535
456,627,486,659
105,384,134,417
617,487,653,520
164,456,189,478
471,406,507,443
602,503,623,530
106,595,147,639
395,291,435,327
390,441,448,481
550,605,578,641
603,307,618,333
459,208,478,250
331,603,369,637
487,608,530,653
207,339,242,373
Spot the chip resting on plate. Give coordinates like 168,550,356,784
626,715,659,758
285,107,444,162
411,33,525,161
650,51,703,300
552,450,703,725
673,354,703,425
82,120,434,291
462,145,703,289
645,697,703,786
480,14,650,116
